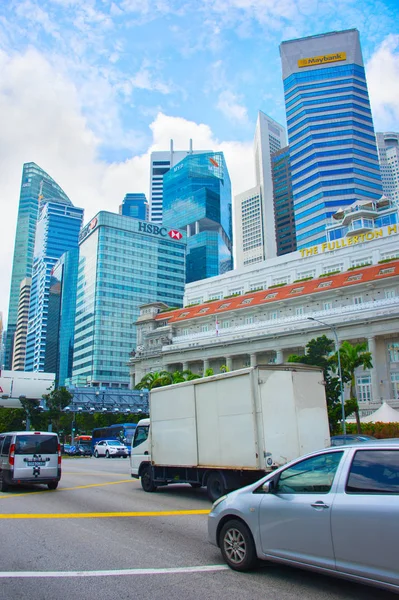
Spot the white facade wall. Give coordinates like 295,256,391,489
234,185,264,268
377,132,399,204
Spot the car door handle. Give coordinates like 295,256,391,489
311,501,329,509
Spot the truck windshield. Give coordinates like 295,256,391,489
15,435,58,455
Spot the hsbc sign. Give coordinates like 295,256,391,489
138,222,183,241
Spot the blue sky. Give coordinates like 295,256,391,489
0,0,399,319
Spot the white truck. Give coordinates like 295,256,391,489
130,365,331,501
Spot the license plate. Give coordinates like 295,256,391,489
26,461,46,466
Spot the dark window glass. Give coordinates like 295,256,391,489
346,450,399,494
133,426,149,448
275,451,343,494
14,435,58,455
2,436,12,456
0,435,5,454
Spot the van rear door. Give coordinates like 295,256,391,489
14,434,59,480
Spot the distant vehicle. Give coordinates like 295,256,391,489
208,440,399,594
0,431,61,491
131,365,330,501
330,434,376,446
61,444,71,454
92,424,136,455
74,435,92,444
67,445,92,457
93,440,128,458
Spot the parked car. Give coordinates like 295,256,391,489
67,444,92,457
93,440,128,458
208,440,399,594
330,434,376,446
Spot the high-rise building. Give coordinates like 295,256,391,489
234,186,264,268
25,202,84,372
5,162,71,369
280,29,382,249
47,249,79,386
119,193,148,220
272,146,297,256
376,132,399,204
70,212,186,388
11,277,32,371
163,152,233,283
254,111,287,258
150,140,210,223
0,313,3,369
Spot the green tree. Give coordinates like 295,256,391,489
204,368,214,377
333,340,373,434
220,365,230,373
43,386,73,433
135,369,200,390
287,335,343,434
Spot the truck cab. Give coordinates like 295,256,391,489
130,418,150,478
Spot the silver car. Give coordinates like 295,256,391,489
208,441,399,593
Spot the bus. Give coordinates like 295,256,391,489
91,423,137,453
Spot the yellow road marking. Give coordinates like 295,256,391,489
0,509,210,519
0,479,133,499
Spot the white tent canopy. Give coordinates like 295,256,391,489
361,402,399,423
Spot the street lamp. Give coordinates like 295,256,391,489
308,317,346,435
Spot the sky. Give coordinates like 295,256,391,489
1,0,399,325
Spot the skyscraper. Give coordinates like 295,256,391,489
11,277,32,371
233,186,264,268
280,29,382,249
272,146,297,256
150,140,210,223
70,213,186,388
163,152,233,283
25,201,84,372
376,132,399,204
5,163,71,369
119,193,148,220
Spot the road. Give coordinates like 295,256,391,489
0,457,396,600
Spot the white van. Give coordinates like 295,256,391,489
0,431,61,491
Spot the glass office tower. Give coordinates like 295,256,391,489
280,29,382,249
47,249,79,386
119,193,148,220
272,146,297,256
25,202,84,372
163,152,232,283
5,162,72,369
70,213,186,387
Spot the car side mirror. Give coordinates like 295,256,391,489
262,480,274,493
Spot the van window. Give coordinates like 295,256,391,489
0,435,4,454
1,436,12,456
15,435,58,455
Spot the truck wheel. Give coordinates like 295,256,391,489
0,471,9,492
219,519,257,571
141,465,157,493
207,472,226,502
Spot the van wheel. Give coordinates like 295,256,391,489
141,465,157,493
219,519,258,571
207,472,226,502
0,471,9,492
48,481,58,490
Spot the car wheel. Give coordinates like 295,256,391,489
48,481,58,490
105,450,110,458
94,450,99,458
207,471,227,502
123,455,128,459
190,483,201,489
0,470,9,492
141,465,157,493
219,519,258,571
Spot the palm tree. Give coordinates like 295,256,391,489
335,341,373,434
134,371,172,390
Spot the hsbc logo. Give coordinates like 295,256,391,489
168,230,183,240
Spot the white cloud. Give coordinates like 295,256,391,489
367,35,399,131
217,90,249,124
0,49,253,323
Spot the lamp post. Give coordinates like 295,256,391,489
308,317,346,435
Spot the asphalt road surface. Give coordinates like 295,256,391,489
0,456,396,600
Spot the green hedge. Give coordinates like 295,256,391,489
345,421,399,438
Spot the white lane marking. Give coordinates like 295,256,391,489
0,565,229,578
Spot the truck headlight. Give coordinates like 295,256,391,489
212,495,227,510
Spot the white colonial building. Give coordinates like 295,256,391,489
128,218,399,415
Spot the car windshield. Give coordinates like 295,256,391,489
15,435,57,455
107,440,124,446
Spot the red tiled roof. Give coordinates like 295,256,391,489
155,261,399,323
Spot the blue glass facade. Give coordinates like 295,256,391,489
162,152,232,283
70,213,186,387
5,163,71,369
25,202,84,372
280,30,382,249
120,193,148,220
47,249,79,386
272,146,297,256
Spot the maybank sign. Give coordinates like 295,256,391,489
299,225,399,258
298,52,346,68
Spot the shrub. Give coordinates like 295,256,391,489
345,421,399,438
269,282,287,289
347,263,372,271
293,277,314,283
378,257,399,264
320,270,341,277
